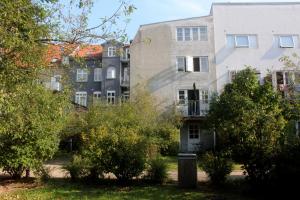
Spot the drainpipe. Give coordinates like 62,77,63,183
213,130,216,151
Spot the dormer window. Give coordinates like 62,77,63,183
108,47,116,57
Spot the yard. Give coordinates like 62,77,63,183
0,178,256,200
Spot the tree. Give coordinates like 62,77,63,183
208,68,288,184
0,0,71,178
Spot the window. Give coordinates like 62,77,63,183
279,36,294,48
93,91,101,99
227,35,257,48
191,57,209,72
177,26,208,41
200,90,209,104
199,26,208,41
200,56,209,72
178,90,186,104
108,47,116,57
107,67,116,79
235,35,249,47
189,124,200,139
107,90,115,104
75,92,87,106
176,28,183,41
76,69,88,82
193,57,200,72
192,28,199,40
184,28,191,41
94,68,102,82
176,57,186,72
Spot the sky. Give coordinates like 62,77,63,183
87,0,300,40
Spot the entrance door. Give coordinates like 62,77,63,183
188,90,199,116
188,124,201,152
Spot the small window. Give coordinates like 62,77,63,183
107,90,116,104
75,92,87,107
184,28,191,41
76,69,88,82
178,90,186,104
108,47,116,57
93,91,101,101
235,35,249,48
279,36,294,48
94,68,102,82
189,124,200,139
107,67,116,79
177,28,183,41
199,26,208,41
200,56,209,72
192,28,199,41
176,57,186,72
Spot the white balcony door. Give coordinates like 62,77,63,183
188,124,201,152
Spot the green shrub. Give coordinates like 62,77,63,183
147,156,168,184
63,155,89,181
82,127,149,182
199,151,233,185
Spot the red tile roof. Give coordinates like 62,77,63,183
45,44,103,65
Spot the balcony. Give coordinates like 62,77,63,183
176,100,209,117
120,79,129,87
45,81,62,91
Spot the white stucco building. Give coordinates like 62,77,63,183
130,2,300,152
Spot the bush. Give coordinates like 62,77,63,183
199,151,233,185
82,127,149,182
63,155,89,181
147,156,168,184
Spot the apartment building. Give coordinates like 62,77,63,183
130,2,300,152
44,42,130,107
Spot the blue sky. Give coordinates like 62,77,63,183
87,0,300,40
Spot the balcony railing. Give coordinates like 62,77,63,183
45,81,62,91
176,100,209,117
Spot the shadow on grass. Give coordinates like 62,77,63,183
3,178,261,200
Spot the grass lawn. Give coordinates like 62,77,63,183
162,156,242,171
0,179,255,200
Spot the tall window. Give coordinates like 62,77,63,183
178,90,186,104
94,68,102,82
189,124,200,139
76,69,88,82
75,92,87,106
200,90,209,104
93,91,101,102
279,36,295,48
184,28,191,41
107,90,116,104
176,57,186,72
107,67,116,79
177,26,208,41
108,47,116,57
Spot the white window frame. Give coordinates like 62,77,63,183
107,90,116,104
178,90,187,105
108,46,116,57
76,69,88,82
200,90,209,104
107,67,116,79
279,35,295,48
176,56,186,72
177,26,208,41
75,92,87,107
235,35,250,48
200,56,209,72
199,26,208,41
93,91,101,100
176,28,183,41
94,68,102,82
